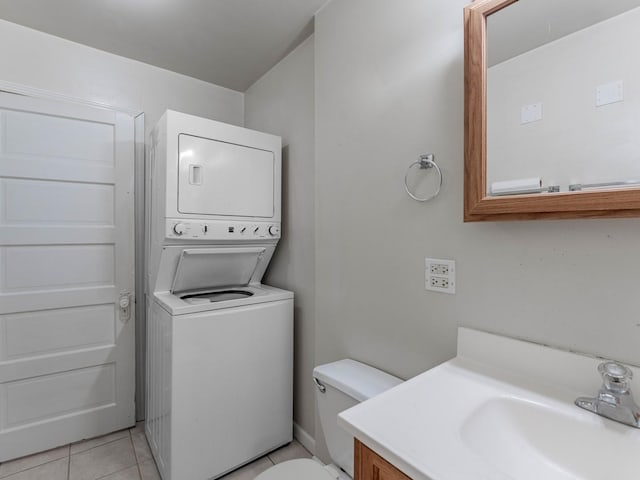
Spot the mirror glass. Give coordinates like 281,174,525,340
486,0,640,197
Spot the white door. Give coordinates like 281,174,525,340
0,92,135,461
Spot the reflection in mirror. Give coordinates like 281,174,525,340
486,0,640,196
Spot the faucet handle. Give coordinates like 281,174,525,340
598,361,633,393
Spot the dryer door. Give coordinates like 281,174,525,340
170,247,266,294
178,134,275,218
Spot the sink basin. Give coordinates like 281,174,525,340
461,397,640,479
338,328,640,480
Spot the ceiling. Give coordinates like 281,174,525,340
0,0,328,91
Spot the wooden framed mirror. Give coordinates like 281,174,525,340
464,0,640,221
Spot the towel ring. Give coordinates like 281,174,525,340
404,153,442,202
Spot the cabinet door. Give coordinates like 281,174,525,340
354,440,412,480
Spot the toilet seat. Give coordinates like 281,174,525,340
254,459,336,480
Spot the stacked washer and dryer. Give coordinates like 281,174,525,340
145,110,294,480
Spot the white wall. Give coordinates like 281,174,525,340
487,7,640,191
245,37,316,448
314,0,640,460
0,18,244,421
0,19,244,131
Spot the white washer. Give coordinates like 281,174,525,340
145,111,293,480
147,271,293,480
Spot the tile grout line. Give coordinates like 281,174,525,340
68,431,136,480
69,432,130,457
94,465,138,480
0,453,69,480
67,444,71,480
90,431,139,480
2,429,137,480
0,444,71,480
129,429,144,480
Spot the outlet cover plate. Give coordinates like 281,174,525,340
521,102,542,124
425,258,456,294
596,80,623,107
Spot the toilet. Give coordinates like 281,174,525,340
256,359,403,480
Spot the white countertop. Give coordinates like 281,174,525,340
337,328,640,480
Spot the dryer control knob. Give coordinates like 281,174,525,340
173,223,187,235
268,225,281,236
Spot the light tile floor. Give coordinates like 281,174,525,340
0,424,311,480
220,440,311,480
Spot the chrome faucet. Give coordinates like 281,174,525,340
575,361,640,428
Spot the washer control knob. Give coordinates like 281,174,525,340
173,223,186,235
253,226,260,234
202,224,208,234
268,225,281,236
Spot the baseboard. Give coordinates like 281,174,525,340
293,421,316,455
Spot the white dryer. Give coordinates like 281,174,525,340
145,111,293,480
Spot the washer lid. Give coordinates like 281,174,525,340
171,247,266,294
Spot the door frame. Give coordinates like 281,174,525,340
0,80,147,422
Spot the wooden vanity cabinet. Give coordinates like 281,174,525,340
354,439,412,480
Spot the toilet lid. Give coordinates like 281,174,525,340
255,459,335,480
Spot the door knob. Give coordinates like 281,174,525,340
119,292,131,322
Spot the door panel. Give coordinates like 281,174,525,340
5,364,115,427
1,110,114,162
1,178,114,225
1,304,115,360
2,245,115,290
0,92,135,461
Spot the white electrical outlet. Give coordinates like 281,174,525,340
430,263,449,275
430,277,449,288
425,258,455,294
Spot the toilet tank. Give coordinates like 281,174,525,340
313,359,402,477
